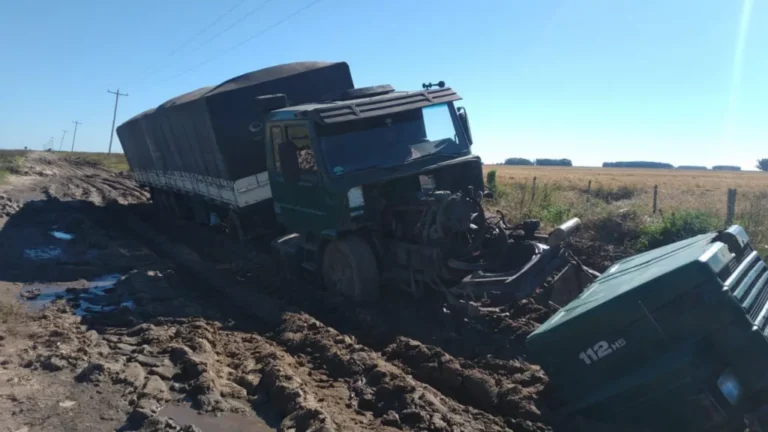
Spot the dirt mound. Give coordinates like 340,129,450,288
0,193,21,217
1,152,148,206
568,209,643,271
383,337,548,426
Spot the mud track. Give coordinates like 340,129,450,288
0,153,628,431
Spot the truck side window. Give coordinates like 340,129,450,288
287,125,317,173
270,126,284,170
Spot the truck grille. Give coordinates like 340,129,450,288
725,250,768,332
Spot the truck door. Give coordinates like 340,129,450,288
268,121,338,236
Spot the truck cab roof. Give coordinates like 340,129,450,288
268,86,462,125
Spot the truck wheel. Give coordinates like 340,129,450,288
322,236,380,302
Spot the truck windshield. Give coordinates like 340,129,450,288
318,103,469,176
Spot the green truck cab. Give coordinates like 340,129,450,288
265,84,490,301
527,225,768,431
264,85,475,237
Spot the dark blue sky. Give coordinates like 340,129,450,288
0,0,764,168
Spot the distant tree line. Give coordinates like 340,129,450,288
503,158,534,166
503,158,572,167
497,157,761,171
602,161,674,169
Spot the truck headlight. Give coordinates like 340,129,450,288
717,369,742,405
347,186,364,215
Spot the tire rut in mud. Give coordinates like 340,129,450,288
3,200,376,431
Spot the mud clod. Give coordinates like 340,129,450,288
75,362,107,383
120,362,147,388
140,375,171,402
40,355,67,372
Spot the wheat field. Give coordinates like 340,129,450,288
486,165,768,214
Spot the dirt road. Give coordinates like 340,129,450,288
0,153,598,432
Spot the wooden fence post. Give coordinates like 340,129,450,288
726,188,737,226
652,185,658,215
587,180,592,195
531,176,537,202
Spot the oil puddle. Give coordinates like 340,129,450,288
50,231,75,241
23,246,62,260
20,274,125,314
158,403,277,432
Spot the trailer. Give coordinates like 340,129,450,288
117,61,355,236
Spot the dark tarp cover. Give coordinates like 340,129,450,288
116,61,354,181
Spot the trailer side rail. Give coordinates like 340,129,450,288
134,170,271,208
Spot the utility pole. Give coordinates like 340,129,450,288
59,130,68,151
71,121,82,152
46,136,54,151
107,89,128,154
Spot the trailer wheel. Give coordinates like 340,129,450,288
322,236,380,302
226,211,246,243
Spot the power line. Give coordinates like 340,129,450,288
167,0,246,58
187,0,276,55
224,0,323,54
140,0,246,77
158,0,324,84
107,89,129,155
71,121,82,153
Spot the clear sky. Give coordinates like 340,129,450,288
0,0,764,168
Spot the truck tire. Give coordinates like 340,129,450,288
322,236,380,302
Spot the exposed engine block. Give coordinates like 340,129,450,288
382,189,488,262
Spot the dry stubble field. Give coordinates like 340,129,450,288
484,165,768,256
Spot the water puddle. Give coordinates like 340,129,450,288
20,273,125,314
158,404,277,432
76,299,135,316
24,246,62,260
50,231,75,241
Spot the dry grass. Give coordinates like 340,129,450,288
484,165,768,255
66,152,129,172
488,165,768,215
0,150,30,184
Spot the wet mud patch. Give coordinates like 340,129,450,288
0,199,155,284
158,403,276,431
19,273,123,312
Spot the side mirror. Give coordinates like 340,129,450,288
457,107,473,145
278,141,300,184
